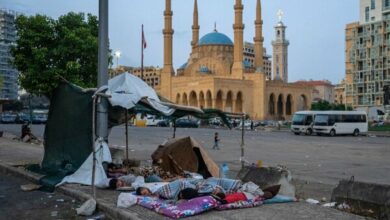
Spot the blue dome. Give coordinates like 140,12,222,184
198,31,233,46
179,62,188,69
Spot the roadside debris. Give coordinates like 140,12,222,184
322,202,336,208
20,184,41,191
117,193,137,208
50,211,58,217
337,202,351,211
76,198,96,216
306,198,320,204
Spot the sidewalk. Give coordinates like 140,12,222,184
0,135,367,220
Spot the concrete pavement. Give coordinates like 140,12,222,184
0,134,369,220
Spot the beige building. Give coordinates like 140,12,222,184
272,19,289,82
243,42,272,79
344,0,390,108
158,0,312,120
293,80,335,103
334,80,346,105
111,66,162,88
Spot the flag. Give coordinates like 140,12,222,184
142,25,147,49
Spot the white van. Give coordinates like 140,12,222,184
291,111,319,135
313,111,368,136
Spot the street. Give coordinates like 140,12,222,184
0,172,86,220
1,124,389,186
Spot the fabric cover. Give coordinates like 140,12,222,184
57,140,112,186
263,195,296,204
151,137,220,178
225,192,248,203
216,198,264,210
137,196,218,219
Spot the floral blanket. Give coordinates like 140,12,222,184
136,195,296,219
137,196,218,219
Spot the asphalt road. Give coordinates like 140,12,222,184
1,124,389,186
0,172,88,220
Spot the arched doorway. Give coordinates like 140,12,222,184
206,90,212,108
268,94,275,115
277,94,284,118
286,94,292,115
298,94,308,111
182,93,188,106
176,93,181,104
225,91,233,112
189,91,198,107
236,91,243,113
216,90,223,110
199,91,205,109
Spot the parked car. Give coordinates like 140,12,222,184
145,115,165,126
1,114,17,124
175,118,199,128
16,113,32,124
157,120,170,127
32,114,48,124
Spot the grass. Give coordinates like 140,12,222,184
368,124,390,132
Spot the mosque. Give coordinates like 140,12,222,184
157,0,312,120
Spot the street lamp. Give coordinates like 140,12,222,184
114,50,121,68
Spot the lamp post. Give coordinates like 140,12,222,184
114,50,121,69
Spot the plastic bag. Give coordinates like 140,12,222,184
131,176,145,189
76,198,96,216
241,181,264,196
117,193,137,208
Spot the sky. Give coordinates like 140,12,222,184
1,0,359,84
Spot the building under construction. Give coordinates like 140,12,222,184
345,0,390,108
0,9,18,100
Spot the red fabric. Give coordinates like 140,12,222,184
225,192,247,203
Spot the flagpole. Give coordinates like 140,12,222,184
141,24,144,81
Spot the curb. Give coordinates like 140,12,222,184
0,162,143,220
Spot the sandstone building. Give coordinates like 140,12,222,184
158,0,312,120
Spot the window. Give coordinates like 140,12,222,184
371,0,375,9
365,7,370,22
386,0,390,7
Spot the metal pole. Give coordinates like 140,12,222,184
91,96,97,199
92,0,109,200
125,110,129,161
29,94,33,123
97,0,109,141
241,114,245,168
141,24,144,81
173,120,176,139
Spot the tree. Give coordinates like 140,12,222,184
0,76,3,89
311,100,351,111
11,12,102,97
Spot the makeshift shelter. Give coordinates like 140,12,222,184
33,72,231,189
151,136,220,178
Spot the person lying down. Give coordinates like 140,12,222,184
134,177,281,202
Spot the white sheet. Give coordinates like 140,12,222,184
57,140,112,186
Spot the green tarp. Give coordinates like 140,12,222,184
31,82,233,189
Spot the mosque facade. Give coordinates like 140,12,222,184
157,0,312,120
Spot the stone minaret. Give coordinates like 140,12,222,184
191,0,200,50
161,0,174,99
232,0,244,79
272,10,289,82
254,0,264,72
